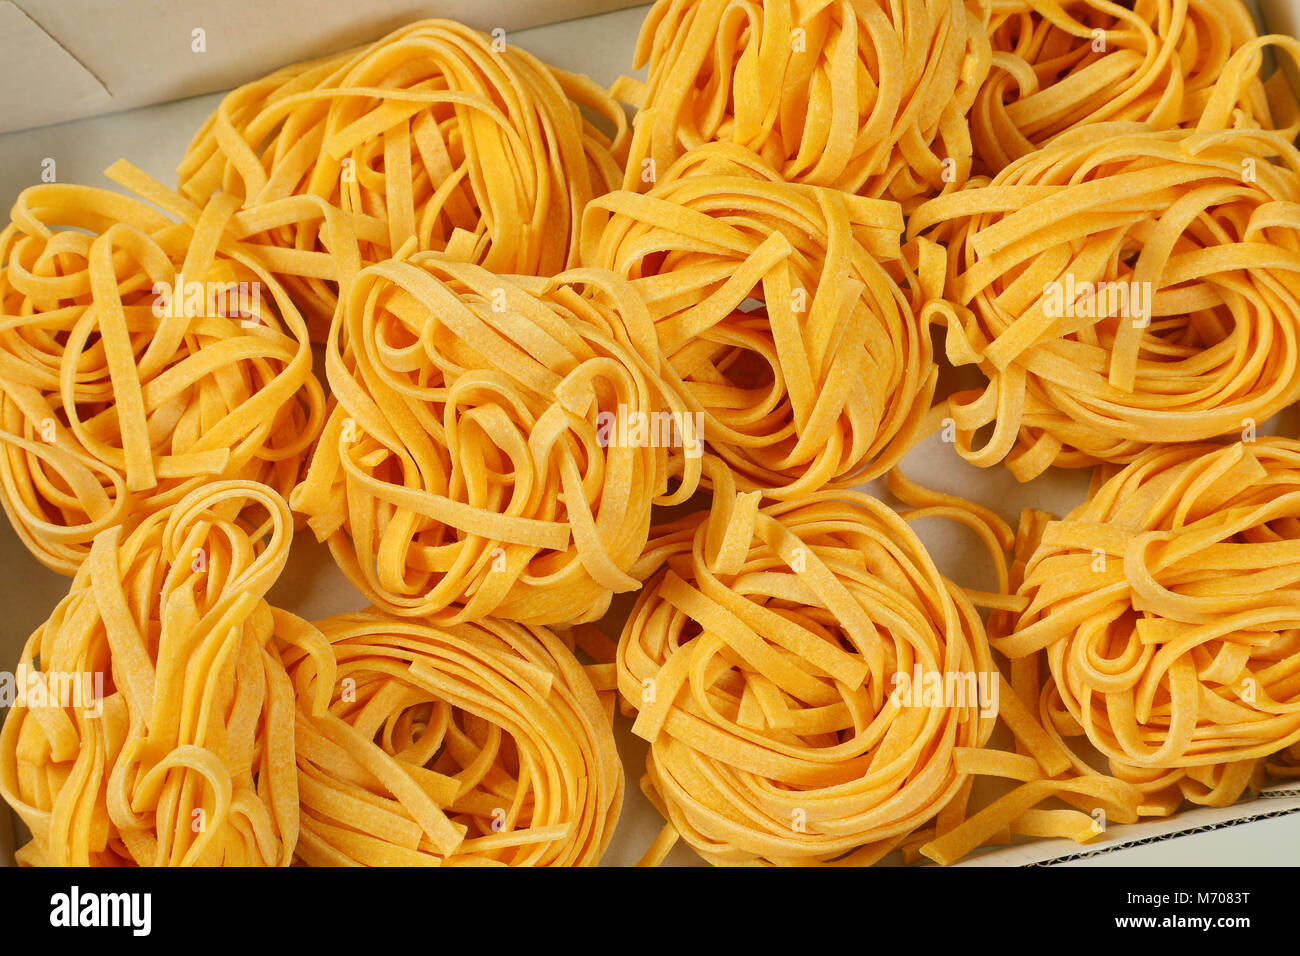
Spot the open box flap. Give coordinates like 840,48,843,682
0,0,640,134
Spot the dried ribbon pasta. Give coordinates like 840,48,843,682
0,167,325,575
583,143,937,499
280,609,623,866
292,250,701,625
975,0,1300,174
617,467,997,866
996,439,1300,814
178,19,630,339
616,0,992,208
878,472,1149,865
0,480,321,866
909,125,1300,482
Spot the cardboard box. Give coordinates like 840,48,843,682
1,0,1299,867
0,0,642,134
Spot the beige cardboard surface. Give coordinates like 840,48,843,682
1,1,1299,867
1265,0,1300,36
961,784,1300,867
0,0,641,134
1264,0,1300,96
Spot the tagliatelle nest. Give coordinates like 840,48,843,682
0,481,324,866
615,0,992,207
998,439,1300,813
617,471,998,866
974,0,1300,174
291,251,701,626
0,169,325,575
909,126,1300,482
280,610,623,866
582,144,937,500
178,18,630,339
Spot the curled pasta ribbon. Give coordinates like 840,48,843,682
583,143,937,499
997,439,1300,810
890,451,1298,864
178,19,630,339
0,480,325,866
291,250,702,625
975,1,1300,174
876,468,1148,864
616,0,992,208
280,610,623,866
0,168,326,574
618,467,997,866
910,125,1300,482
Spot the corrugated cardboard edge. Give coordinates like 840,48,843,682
957,783,1300,867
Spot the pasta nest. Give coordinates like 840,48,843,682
617,479,996,865
582,144,937,500
0,481,317,866
974,0,1300,174
281,610,623,866
1001,439,1300,811
0,174,325,575
291,251,701,625
615,0,992,207
178,18,630,338
909,125,1300,481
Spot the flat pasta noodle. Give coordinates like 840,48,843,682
616,463,999,865
178,18,630,340
280,609,623,866
0,168,326,575
583,142,938,499
617,0,992,209
975,0,1300,174
291,249,702,625
560,621,623,726
882,466,1151,865
0,480,325,866
994,439,1300,814
1268,745,1300,779
910,125,1300,481
889,454,1296,864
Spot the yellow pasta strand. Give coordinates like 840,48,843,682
618,0,993,208
583,143,938,499
617,464,997,865
0,480,322,866
910,125,1300,481
999,439,1300,820
0,170,325,575
974,0,1300,174
290,249,702,625
179,19,630,340
280,609,623,866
